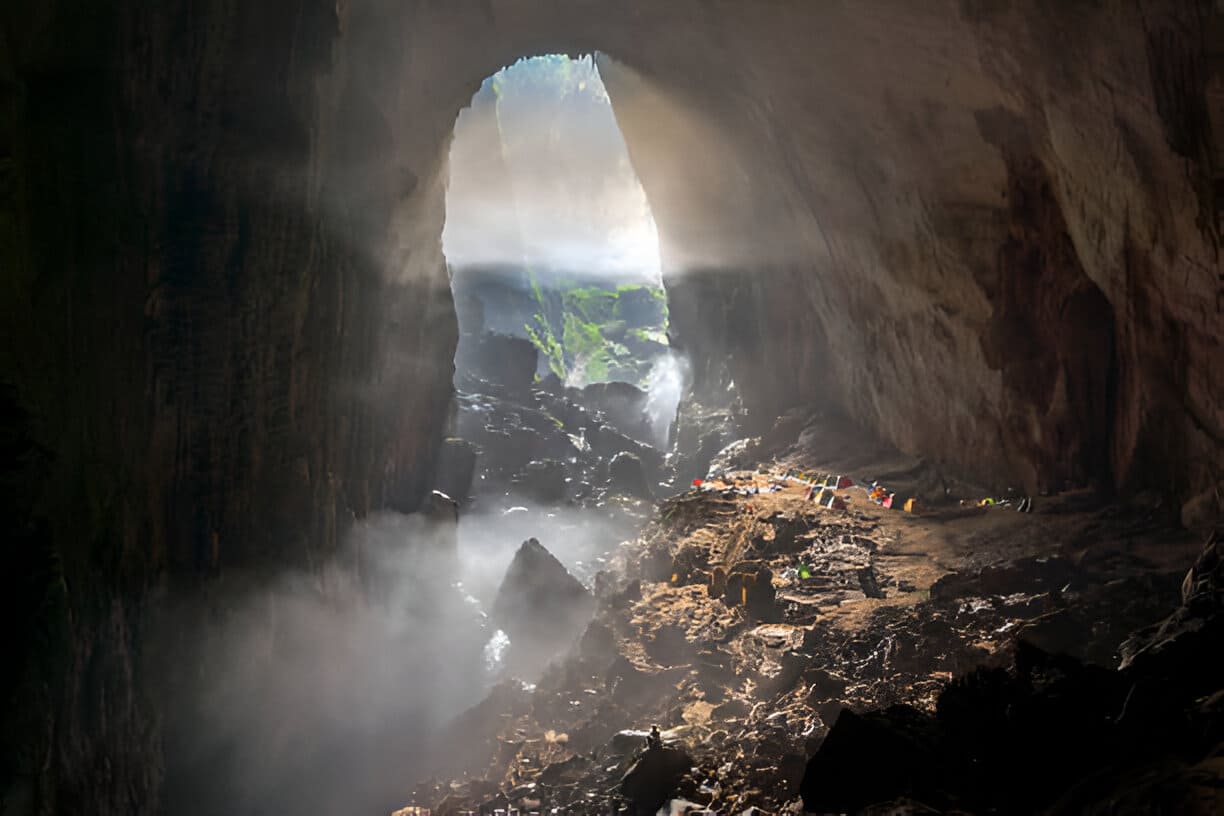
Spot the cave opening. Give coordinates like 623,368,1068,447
435,54,692,688
443,54,673,395
437,55,696,571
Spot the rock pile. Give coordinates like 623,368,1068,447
403,471,1221,816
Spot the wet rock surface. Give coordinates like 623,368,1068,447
580,382,654,448
434,439,480,505
456,332,541,394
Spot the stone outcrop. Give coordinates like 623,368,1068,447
455,332,540,393
492,538,595,673
433,438,479,504
1,1,1221,813
607,451,653,500
620,744,693,816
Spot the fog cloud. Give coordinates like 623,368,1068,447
164,499,641,816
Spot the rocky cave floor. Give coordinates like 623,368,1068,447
409,409,1224,816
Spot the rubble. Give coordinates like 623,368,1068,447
402,454,1219,816
453,371,670,512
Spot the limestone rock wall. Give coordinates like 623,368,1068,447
594,1,1222,508
1,1,457,811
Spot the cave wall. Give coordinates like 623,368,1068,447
1,1,457,811
592,2,1222,508
1,0,1221,813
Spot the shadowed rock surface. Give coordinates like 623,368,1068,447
620,744,693,816
608,451,653,500
493,538,595,657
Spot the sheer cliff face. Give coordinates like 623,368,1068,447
1,0,1220,812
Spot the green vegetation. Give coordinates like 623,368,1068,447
562,312,612,382
525,315,567,380
629,327,669,345
478,55,669,386
522,272,670,386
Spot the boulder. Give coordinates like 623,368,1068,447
707,437,761,474
800,706,938,814
715,564,779,621
433,438,478,503
587,422,656,463
608,451,652,500
620,745,692,816
422,490,459,554
581,380,651,443
745,566,779,621
454,331,539,392
511,459,566,504
492,537,594,652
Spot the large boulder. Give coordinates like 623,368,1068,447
580,381,652,444
1120,529,1224,699
800,705,938,814
620,745,692,816
422,490,459,554
587,422,656,464
492,538,594,670
608,451,652,500
455,332,539,392
511,459,566,504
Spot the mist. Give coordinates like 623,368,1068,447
162,498,640,816
644,350,691,447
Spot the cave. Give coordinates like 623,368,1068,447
1,2,1222,815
